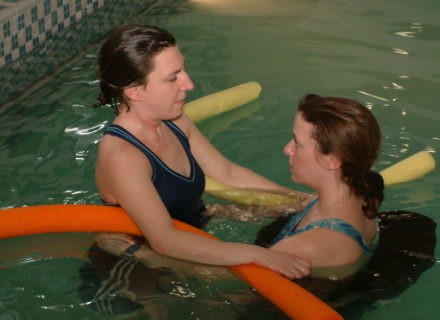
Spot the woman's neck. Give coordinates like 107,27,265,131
114,108,164,135
313,178,357,218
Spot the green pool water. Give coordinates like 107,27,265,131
1,1,439,319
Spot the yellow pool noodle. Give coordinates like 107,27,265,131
380,151,436,186
184,81,262,123
205,177,305,207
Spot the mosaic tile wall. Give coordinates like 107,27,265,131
0,0,106,67
0,0,184,106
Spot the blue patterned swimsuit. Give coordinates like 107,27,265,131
271,199,379,253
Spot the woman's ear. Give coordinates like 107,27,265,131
326,154,342,170
123,86,140,101
317,152,341,171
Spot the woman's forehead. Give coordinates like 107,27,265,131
152,46,183,71
293,113,315,140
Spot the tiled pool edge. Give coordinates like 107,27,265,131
0,0,108,68
0,0,185,107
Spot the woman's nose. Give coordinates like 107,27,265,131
283,140,293,157
283,140,294,156
181,71,194,91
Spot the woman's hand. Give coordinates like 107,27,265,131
255,248,311,279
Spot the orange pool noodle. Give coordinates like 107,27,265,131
0,204,342,320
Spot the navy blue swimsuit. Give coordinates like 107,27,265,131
105,121,208,228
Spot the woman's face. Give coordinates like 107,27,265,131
283,112,327,187
136,45,194,120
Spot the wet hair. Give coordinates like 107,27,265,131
94,24,176,114
297,94,384,218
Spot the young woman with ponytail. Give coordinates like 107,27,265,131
256,94,384,275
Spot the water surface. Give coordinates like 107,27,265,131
1,1,439,319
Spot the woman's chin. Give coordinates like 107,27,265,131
291,174,302,184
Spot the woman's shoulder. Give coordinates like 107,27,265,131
97,131,153,178
99,133,139,157
272,227,362,267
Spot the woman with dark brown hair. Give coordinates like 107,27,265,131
93,24,310,279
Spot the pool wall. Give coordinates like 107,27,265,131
0,0,107,68
0,0,185,107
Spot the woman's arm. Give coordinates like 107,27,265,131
177,115,311,206
95,233,233,281
96,139,310,279
175,116,289,191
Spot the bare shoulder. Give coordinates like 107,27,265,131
96,134,153,202
98,134,147,164
270,228,362,267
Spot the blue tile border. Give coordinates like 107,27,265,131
0,0,106,67
0,0,185,107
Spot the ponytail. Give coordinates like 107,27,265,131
93,79,126,115
348,171,384,218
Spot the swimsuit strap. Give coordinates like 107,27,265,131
164,120,190,148
270,198,379,253
105,122,195,182
105,124,158,181
270,198,318,245
291,218,379,254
